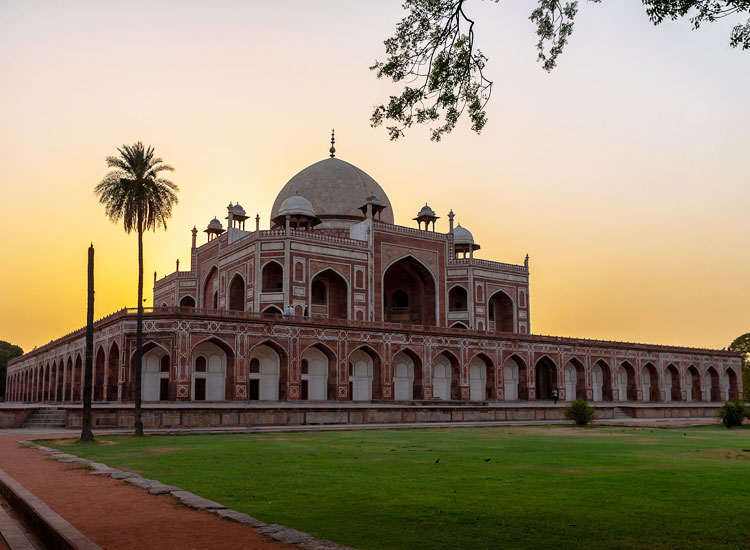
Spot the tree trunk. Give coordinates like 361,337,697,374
134,223,144,436
81,244,95,443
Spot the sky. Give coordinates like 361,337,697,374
1,1,748,353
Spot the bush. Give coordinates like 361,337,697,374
564,399,596,426
717,400,748,428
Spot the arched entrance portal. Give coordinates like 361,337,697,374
393,351,415,400
432,352,460,400
310,269,348,319
686,366,701,402
591,360,612,401
563,358,586,401
617,362,637,401
642,363,659,402
382,257,436,326
142,345,171,401
228,274,245,311
300,346,329,401
94,347,105,401
248,344,281,401
107,342,120,401
725,368,739,400
203,266,219,309
469,354,495,401
349,347,382,401
488,291,514,333
535,356,557,400
664,364,681,402
503,355,528,401
191,340,229,401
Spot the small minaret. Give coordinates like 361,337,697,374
255,214,260,232
153,271,157,284
191,226,197,249
448,210,455,233
226,202,234,229
524,254,529,269
176,259,180,271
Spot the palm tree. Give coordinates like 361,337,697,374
95,142,178,436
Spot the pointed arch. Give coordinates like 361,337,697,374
686,365,701,402
249,338,288,400
706,366,720,401
391,347,421,401
725,368,739,400
261,260,284,292
94,345,106,401
349,345,383,401
591,359,612,401
488,290,515,333
228,273,245,311
641,362,660,402
382,255,437,326
535,355,558,400
563,357,586,401
189,336,235,401
202,265,219,309
617,361,637,401
448,285,468,312
108,341,120,401
450,322,468,329
301,342,337,400
468,352,495,400
310,268,349,320
433,350,461,400
503,354,528,401
73,353,83,401
179,294,196,308
664,364,681,402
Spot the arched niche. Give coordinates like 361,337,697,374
488,291,515,333
310,269,348,319
382,256,437,326
468,353,495,401
535,356,557,400
228,274,245,311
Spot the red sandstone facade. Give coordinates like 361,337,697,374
6,155,742,407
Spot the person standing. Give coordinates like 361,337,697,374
552,389,559,404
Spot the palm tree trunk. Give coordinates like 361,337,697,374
81,244,95,443
134,224,144,436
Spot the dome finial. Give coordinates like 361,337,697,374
329,128,336,158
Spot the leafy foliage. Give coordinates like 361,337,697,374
95,142,178,234
717,399,748,428
95,142,178,436
373,0,750,140
564,398,596,425
729,332,750,398
0,340,24,400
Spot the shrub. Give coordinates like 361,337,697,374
717,400,748,428
564,399,596,426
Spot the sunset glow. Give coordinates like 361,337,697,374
1,1,748,352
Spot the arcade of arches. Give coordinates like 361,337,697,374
6,340,741,405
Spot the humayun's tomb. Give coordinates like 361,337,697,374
3,139,743,428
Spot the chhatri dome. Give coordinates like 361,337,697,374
270,131,394,228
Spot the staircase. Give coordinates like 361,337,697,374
21,407,67,429
613,407,632,419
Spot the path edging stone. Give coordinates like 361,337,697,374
23,440,357,550
0,461,101,550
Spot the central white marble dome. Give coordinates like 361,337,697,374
271,158,394,228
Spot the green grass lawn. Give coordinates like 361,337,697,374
45,426,750,550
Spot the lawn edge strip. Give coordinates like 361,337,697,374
0,462,101,550
21,440,356,550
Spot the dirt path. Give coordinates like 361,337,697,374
0,433,296,550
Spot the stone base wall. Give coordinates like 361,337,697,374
47,404,720,430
